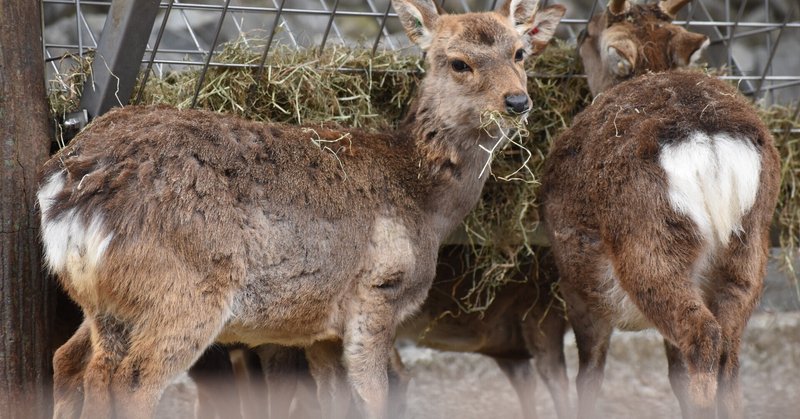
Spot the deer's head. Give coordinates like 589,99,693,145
393,0,566,126
579,0,709,96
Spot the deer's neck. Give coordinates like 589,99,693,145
404,98,494,243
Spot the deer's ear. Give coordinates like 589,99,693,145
526,5,566,54
602,32,637,77
501,0,540,27
393,0,441,50
502,1,566,53
607,0,631,16
606,45,634,77
670,31,709,67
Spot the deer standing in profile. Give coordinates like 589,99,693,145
37,0,566,418
541,1,781,418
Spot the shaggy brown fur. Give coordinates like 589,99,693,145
39,1,566,418
541,2,781,418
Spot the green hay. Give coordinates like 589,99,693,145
139,40,423,129
761,103,800,298
46,36,799,312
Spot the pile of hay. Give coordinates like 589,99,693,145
47,36,798,312
763,104,800,284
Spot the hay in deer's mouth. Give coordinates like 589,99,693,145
46,37,799,313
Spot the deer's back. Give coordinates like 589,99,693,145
543,71,777,234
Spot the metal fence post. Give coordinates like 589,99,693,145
79,0,161,119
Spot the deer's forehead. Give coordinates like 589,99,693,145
438,13,519,50
608,4,672,26
606,5,676,40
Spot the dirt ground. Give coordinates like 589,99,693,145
153,261,800,418
400,311,800,419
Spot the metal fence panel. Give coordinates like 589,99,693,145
42,0,800,108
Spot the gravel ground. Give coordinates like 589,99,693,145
155,311,799,419
155,263,800,418
401,311,800,419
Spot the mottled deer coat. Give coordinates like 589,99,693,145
541,1,780,419
37,0,565,418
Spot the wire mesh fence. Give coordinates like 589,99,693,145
42,0,800,106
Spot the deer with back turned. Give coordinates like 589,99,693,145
541,0,780,418
38,1,566,418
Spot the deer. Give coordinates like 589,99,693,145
213,246,570,419
395,245,570,419
37,0,567,418
540,1,781,418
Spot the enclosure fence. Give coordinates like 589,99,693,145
42,0,800,115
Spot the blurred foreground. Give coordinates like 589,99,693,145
154,268,799,418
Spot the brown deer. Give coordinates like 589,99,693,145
541,1,781,418
397,246,570,419
37,0,566,418
227,247,570,419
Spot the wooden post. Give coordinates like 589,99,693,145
0,0,55,417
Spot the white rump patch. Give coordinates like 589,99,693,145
38,171,114,298
659,132,761,247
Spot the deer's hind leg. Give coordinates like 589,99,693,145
53,320,92,419
568,297,613,419
664,338,692,418
709,216,770,419
549,233,612,419
79,314,131,419
494,358,539,419
306,339,351,419
106,303,230,419
607,219,722,419
256,344,306,419
189,346,243,419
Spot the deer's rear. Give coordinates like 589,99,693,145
543,71,780,418
542,2,780,417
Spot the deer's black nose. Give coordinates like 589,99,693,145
505,94,530,115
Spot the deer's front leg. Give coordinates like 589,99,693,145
306,339,351,419
569,305,613,419
343,283,401,419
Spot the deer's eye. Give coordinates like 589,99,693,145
514,48,525,62
450,59,471,73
